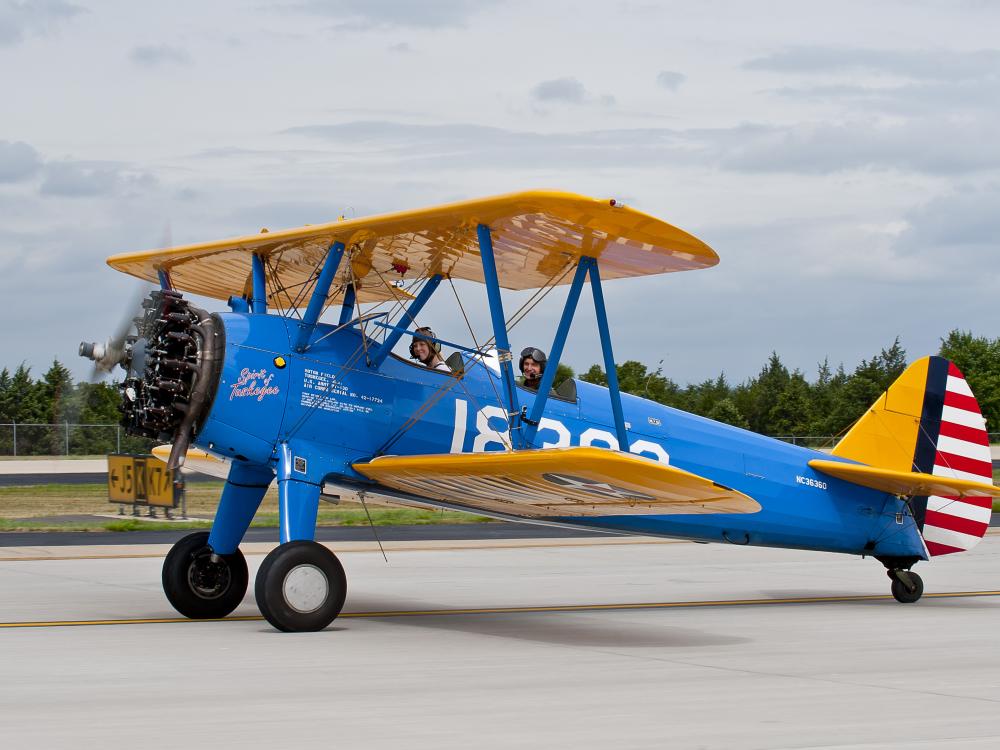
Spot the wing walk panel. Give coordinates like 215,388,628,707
353,447,760,519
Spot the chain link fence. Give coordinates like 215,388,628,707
772,433,1000,449
2,423,997,458
0,423,153,457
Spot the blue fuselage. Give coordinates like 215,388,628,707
193,312,926,561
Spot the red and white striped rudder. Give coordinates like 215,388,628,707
917,361,993,556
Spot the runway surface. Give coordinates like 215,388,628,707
2,534,1000,749
0,521,607,547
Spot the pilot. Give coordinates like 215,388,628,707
517,347,547,391
409,326,450,372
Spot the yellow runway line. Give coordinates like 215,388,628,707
3,590,1000,629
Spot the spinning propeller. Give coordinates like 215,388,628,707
78,282,153,379
78,227,224,470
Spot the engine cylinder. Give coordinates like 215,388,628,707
119,290,223,442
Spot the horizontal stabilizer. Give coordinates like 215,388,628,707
809,459,1000,499
353,447,760,519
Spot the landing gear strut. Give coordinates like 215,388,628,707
162,531,248,619
254,541,347,632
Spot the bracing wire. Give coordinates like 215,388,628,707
375,263,573,455
358,490,388,563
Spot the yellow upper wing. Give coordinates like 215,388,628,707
353,447,759,519
107,190,718,307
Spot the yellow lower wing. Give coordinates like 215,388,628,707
809,459,1000,498
353,447,760,518
151,445,230,479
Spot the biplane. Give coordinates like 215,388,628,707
81,190,1000,632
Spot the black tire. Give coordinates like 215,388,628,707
162,531,248,619
255,541,347,632
890,571,923,603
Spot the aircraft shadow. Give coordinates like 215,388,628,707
344,596,749,648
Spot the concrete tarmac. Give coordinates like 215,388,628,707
1,534,999,749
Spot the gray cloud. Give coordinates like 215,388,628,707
532,77,587,104
0,0,83,47
708,119,1000,175
283,0,498,29
284,121,677,172
656,70,685,91
771,77,1000,117
285,117,1000,176
530,77,615,107
129,44,191,67
745,46,1000,82
894,185,1000,261
0,140,41,182
40,162,157,197
227,200,359,230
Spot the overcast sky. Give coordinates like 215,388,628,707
2,0,998,386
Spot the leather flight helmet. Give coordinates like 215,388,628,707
409,326,442,358
519,347,547,373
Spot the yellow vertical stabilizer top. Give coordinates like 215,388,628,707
831,357,929,471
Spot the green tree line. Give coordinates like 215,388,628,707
575,331,1000,440
0,361,151,456
2,329,997,455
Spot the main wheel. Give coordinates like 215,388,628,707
255,541,347,632
162,531,248,619
890,571,923,603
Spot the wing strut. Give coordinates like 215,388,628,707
477,224,524,449
522,259,590,444
293,241,345,352
589,260,629,449
338,282,356,325
520,256,628,450
250,253,267,314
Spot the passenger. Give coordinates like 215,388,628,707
409,326,450,372
517,347,547,391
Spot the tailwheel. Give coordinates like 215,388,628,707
255,541,347,632
162,531,248,619
889,569,924,604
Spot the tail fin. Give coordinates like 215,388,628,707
832,356,994,556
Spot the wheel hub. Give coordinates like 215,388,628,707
282,564,329,613
187,553,232,600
